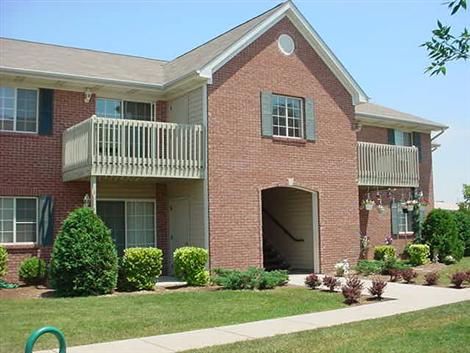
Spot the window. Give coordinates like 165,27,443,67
0,87,38,132
395,130,413,146
399,209,414,234
272,95,302,138
96,98,153,121
0,197,37,243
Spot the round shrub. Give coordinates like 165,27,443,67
18,257,47,285
0,245,7,278
422,209,464,261
454,210,470,256
406,244,430,266
174,247,209,286
50,207,118,296
118,247,163,291
373,245,396,261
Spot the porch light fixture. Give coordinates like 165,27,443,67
83,88,92,103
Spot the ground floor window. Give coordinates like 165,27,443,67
0,197,37,243
97,200,155,254
399,209,414,234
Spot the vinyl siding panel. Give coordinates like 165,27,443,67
167,87,203,125
167,180,205,248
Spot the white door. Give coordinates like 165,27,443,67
168,95,189,124
169,198,190,271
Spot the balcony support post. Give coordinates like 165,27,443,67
90,176,97,213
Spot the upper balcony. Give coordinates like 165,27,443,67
62,116,204,181
357,142,419,187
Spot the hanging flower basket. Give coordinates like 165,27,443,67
402,200,418,212
377,205,386,215
407,205,415,212
363,200,374,211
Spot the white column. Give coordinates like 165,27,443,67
90,176,97,213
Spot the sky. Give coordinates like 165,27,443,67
1,0,469,203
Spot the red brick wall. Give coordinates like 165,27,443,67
155,101,167,122
0,90,94,282
207,17,360,272
357,126,434,257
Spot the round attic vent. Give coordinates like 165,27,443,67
278,34,295,55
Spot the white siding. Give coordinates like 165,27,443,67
167,87,203,125
263,188,315,269
167,179,205,248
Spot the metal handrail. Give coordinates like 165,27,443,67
262,208,304,242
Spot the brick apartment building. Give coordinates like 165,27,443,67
0,1,447,281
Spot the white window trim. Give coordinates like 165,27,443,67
97,198,157,249
394,129,414,147
0,196,38,245
96,97,156,122
0,87,39,134
398,210,414,235
272,94,304,139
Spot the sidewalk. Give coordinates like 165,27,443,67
37,275,470,353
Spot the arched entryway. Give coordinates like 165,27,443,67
261,186,320,272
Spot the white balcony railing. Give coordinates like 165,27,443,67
63,116,204,181
357,142,419,187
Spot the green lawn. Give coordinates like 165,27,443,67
191,301,470,353
417,256,470,286
0,287,345,353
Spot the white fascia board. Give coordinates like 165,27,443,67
356,113,448,132
198,1,369,105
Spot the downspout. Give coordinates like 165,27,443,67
202,84,210,265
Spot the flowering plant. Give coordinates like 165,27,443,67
359,234,369,259
384,235,393,245
334,259,350,277
363,199,375,210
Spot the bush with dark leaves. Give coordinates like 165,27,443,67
401,269,418,283
323,276,340,292
368,278,387,300
305,273,321,289
424,271,440,286
450,271,467,288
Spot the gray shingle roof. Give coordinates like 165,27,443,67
0,2,283,86
356,102,448,130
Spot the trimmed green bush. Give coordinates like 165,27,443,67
50,207,118,296
454,210,470,256
18,257,47,285
354,260,383,275
406,244,431,266
373,245,396,261
212,267,288,290
174,247,209,286
0,245,7,278
118,247,163,291
422,209,464,261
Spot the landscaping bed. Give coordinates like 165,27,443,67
0,286,347,353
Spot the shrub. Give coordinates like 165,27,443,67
355,260,383,276
466,271,470,283
345,275,363,290
422,209,464,261
118,248,163,291
323,276,340,292
0,245,7,278
18,257,47,285
454,210,470,256
374,245,396,261
424,271,440,285
450,271,467,288
406,244,431,266
368,277,387,299
341,285,361,305
212,267,288,290
174,247,209,286
443,255,457,265
389,269,402,282
305,273,321,289
381,257,409,275
401,269,418,283
50,207,118,296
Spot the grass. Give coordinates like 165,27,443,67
191,301,470,353
417,256,470,286
0,287,345,353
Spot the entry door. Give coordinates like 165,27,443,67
97,201,126,255
169,198,190,270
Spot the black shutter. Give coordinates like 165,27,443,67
38,89,54,135
413,132,422,162
387,129,395,145
38,196,54,246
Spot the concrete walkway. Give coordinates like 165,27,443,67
37,275,470,353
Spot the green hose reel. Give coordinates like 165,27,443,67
25,326,66,353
